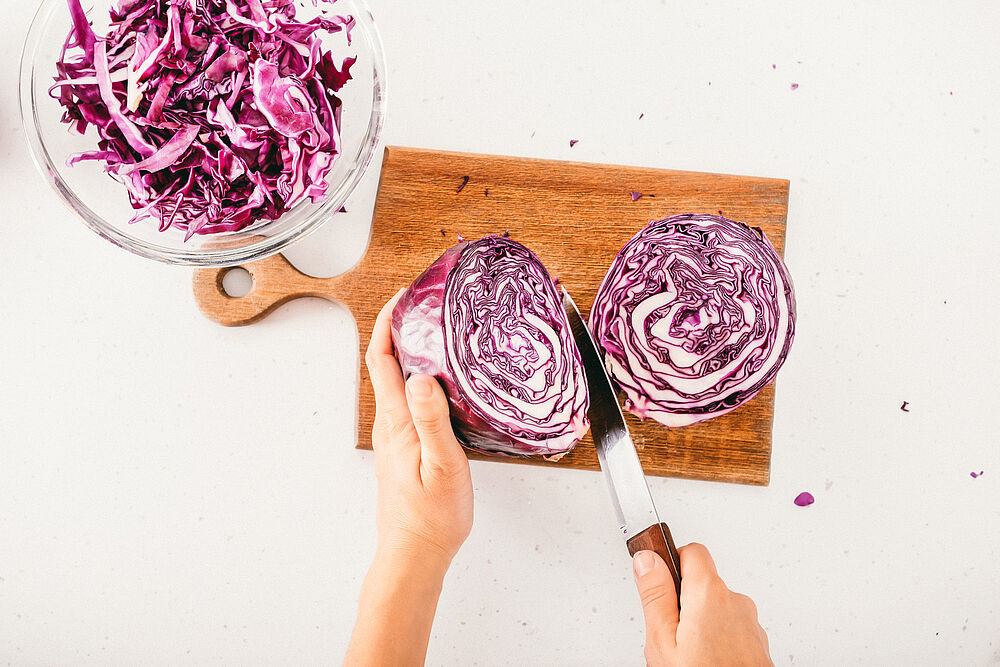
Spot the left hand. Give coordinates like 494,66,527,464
346,292,474,666
365,290,474,568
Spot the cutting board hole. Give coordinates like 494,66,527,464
222,267,253,298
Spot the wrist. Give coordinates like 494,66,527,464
373,539,453,586
349,542,451,667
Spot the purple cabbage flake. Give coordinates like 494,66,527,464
569,139,579,148
794,492,815,507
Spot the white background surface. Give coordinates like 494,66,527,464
1,0,998,665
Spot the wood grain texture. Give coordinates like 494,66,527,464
626,523,682,598
193,146,789,485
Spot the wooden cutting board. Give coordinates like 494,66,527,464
193,146,790,485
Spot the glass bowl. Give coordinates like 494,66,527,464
19,0,386,266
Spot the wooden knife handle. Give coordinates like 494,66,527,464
626,522,682,599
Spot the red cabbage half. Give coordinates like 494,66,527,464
590,213,796,427
54,0,355,238
391,237,590,458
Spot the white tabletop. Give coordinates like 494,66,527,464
1,1,998,665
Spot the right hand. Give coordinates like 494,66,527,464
633,543,772,666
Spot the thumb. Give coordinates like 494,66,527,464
633,550,680,646
405,375,468,475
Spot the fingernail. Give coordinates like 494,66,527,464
407,375,433,399
633,551,656,576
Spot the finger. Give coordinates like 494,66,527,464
366,290,413,453
759,626,770,654
676,542,719,584
366,288,405,360
405,375,469,479
369,352,410,439
365,288,406,402
735,593,759,620
632,550,679,648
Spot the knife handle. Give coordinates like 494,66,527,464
627,523,682,599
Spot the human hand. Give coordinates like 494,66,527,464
346,291,475,666
365,290,474,569
633,543,772,667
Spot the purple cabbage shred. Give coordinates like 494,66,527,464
55,0,356,238
456,175,470,193
569,139,579,148
900,401,910,412
794,492,814,507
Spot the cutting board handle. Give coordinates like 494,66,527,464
192,253,348,327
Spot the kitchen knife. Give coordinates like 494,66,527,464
561,288,682,597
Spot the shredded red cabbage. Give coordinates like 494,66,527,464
970,471,983,479
391,237,590,458
590,214,796,427
794,492,814,507
55,0,356,238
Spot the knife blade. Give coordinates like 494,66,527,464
561,288,682,596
